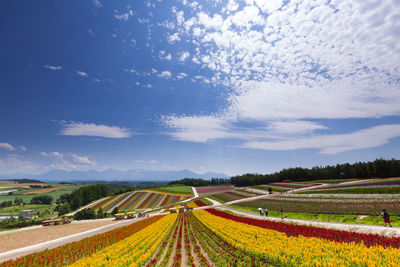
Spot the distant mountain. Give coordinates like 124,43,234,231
0,169,229,182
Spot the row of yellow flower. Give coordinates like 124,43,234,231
70,214,177,267
193,209,400,266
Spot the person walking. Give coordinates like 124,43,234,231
382,209,392,227
258,208,263,216
264,208,268,216
280,208,284,219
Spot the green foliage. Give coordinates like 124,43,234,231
31,195,53,204
0,200,13,208
74,208,96,220
231,158,400,187
13,197,24,206
150,185,193,195
0,216,43,230
61,184,109,211
111,207,119,215
55,202,71,216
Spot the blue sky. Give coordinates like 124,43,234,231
1,0,400,176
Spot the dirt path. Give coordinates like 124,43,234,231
0,217,147,263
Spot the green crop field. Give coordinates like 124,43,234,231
149,185,193,195
0,186,80,203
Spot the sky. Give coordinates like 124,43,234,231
0,0,400,177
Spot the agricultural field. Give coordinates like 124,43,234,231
233,194,400,215
0,181,80,203
206,189,261,203
3,201,400,266
148,185,193,195
297,177,400,194
195,185,234,196
90,190,191,212
252,181,321,192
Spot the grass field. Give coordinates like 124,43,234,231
0,186,80,203
148,185,193,195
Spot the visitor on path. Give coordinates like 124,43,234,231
280,208,284,219
258,208,263,216
382,209,392,227
264,208,268,216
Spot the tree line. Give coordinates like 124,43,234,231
230,158,400,187
168,178,230,187
167,159,400,187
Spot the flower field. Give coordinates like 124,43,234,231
235,194,400,215
253,182,321,192
299,177,400,194
205,189,261,203
3,202,400,266
90,190,190,212
195,185,234,196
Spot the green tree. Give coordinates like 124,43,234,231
14,197,24,206
111,207,119,215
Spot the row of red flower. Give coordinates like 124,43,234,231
1,216,164,267
207,208,400,248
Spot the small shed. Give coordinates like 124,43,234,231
19,210,33,220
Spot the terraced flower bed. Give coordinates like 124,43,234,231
254,182,321,192
208,189,261,203
234,195,400,215
90,190,190,212
195,186,234,196
299,178,400,194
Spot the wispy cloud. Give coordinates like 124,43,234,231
159,0,400,154
76,71,88,77
0,143,15,151
44,65,63,71
18,146,27,152
60,122,133,138
242,124,400,154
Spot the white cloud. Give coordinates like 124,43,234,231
267,121,328,135
60,122,133,138
71,154,96,166
0,143,15,151
40,152,48,157
114,12,130,21
18,146,27,152
165,54,172,60
176,72,188,79
157,71,172,79
168,33,181,43
179,51,190,62
148,160,159,164
44,65,63,71
93,0,102,8
76,71,88,77
242,124,400,154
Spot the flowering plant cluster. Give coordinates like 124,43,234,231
207,208,400,248
1,216,164,266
